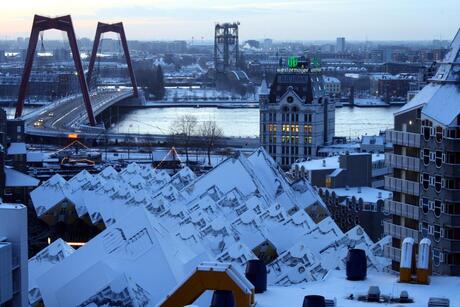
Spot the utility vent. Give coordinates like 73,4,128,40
428,297,450,307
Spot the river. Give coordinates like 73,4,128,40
4,105,398,138
110,106,398,138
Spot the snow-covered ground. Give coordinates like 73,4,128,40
257,270,457,306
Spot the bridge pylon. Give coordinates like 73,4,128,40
15,15,96,126
87,22,138,97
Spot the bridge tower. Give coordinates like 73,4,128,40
87,22,138,97
15,15,96,126
214,22,240,74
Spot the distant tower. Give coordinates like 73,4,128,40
214,22,239,74
336,37,346,53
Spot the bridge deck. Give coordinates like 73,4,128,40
23,89,133,131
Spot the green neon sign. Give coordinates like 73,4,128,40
287,56,298,68
311,57,320,67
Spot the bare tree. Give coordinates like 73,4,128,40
200,120,223,166
170,115,198,162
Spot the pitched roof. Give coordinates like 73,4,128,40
4,167,40,187
395,28,460,126
7,142,27,155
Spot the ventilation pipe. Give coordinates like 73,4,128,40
416,238,432,284
400,237,415,283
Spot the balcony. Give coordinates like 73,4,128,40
384,199,419,220
385,153,420,172
385,176,420,196
383,245,401,262
383,220,419,241
444,137,460,151
443,163,460,177
386,129,421,148
445,188,460,202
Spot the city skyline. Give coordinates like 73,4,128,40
0,0,459,41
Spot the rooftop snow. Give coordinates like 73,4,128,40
292,154,384,171
396,28,460,127
4,167,39,187
322,187,392,203
257,270,458,307
7,142,27,155
29,148,392,306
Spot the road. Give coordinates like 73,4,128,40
25,90,131,131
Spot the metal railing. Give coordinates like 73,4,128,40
383,220,419,241
385,153,420,172
384,199,419,220
384,244,401,262
385,176,420,196
386,129,421,148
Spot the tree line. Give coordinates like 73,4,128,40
169,115,223,166
135,64,165,100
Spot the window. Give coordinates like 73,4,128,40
435,175,442,193
433,249,443,267
421,197,429,214
304,125,312,134
291,125,299,133
434,225,442,242
420,222,429,237
421,173,430,190
435,126,443,143
429,151,436,162
422,149,430,166
434,200,443,217
435,151,443,168
421,119,432,141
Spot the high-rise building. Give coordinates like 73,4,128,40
259,62,335,169
336,37,346,53
384,29,460,275
0,203,28,307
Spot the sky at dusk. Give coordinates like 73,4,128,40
0,0,459,41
